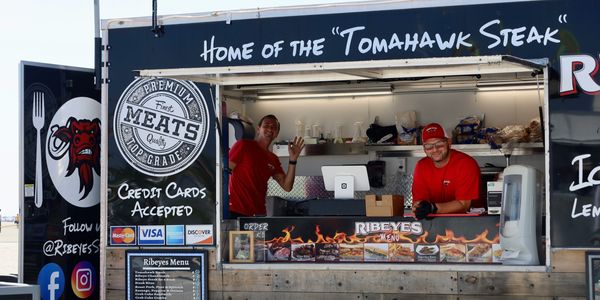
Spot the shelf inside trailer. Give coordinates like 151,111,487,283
367,142,544,157
273,142,543,157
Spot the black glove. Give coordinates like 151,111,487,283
414,201,438,220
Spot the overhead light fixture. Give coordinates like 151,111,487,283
391,81,477,94
476,80,541,91
477,85,540,91
255,89,392,100
476,80,537,86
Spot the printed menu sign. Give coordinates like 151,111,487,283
240,216,500,264
126,250,207,300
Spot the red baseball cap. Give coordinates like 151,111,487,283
421,123,447,142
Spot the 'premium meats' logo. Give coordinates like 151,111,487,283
113,78,210,176
46,97,101,208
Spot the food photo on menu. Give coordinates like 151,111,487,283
415,244,440,263
492,244,503,263
267,242,291,261
440,243,467,263
316,243,340,262
338,243,364,262
291,243,316,262
363,243,389,262
388,243,415,262
466,243,493,263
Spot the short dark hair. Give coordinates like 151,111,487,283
258,114,280,131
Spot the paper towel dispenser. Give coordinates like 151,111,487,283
499,165,541,265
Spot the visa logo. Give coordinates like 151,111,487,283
138,226,165,245
142,229,163,238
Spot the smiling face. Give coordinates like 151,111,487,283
256,116,280,142
423,137,451,167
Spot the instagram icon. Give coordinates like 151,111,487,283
71,261,96,298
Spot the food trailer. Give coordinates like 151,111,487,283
101,0,600,298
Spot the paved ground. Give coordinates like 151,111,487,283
0,222,19,278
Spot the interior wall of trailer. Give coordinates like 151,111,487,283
225,89,545,177
236,90,542,141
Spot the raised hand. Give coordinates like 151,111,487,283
288,136,305,161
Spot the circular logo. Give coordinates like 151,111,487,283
46,97,101,208
38,263,65,300
71,261,96,298
113,78,210,176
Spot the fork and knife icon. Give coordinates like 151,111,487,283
32,92,45,208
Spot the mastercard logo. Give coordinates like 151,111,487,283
110,226,136,245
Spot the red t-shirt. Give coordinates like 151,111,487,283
412,149,480,204
229,140,284,216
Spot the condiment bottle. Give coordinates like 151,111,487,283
352,121,366,143
312,124,321,138
318,133,327,144
304,125,312,139
295,120,304,137
334,124,344,144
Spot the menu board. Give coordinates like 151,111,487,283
126,250,207,300
240,216,501,264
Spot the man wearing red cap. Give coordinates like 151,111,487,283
411,123,480,219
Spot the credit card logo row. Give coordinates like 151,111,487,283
110,225,213,246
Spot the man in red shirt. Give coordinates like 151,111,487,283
228,115,304,217
411,123,480,219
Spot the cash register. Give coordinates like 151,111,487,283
300,165,371,216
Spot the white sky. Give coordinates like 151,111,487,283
0,0,363,217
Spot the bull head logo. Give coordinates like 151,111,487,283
48,117,101,200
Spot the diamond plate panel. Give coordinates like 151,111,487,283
267,174,414,207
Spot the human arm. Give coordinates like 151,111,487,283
411,199,471,220
436,199,471,213
228,140,244,172
273,136,304,191
411,160,435,216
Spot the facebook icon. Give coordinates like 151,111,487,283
38,263,65,300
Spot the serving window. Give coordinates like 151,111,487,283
137,55,550,270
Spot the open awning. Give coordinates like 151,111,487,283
136,55,547,86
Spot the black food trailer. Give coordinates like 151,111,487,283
101,0,600,298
